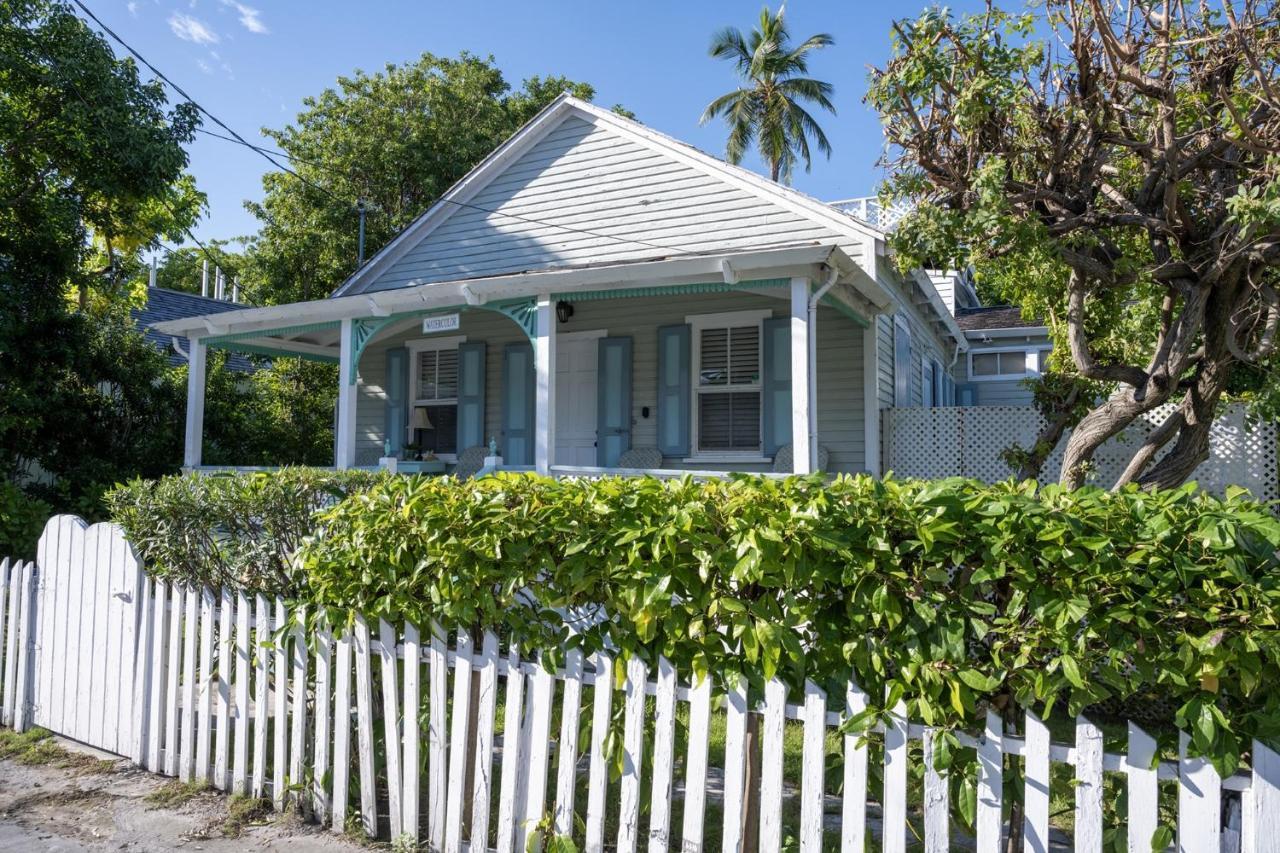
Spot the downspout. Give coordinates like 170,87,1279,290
806,266,840,469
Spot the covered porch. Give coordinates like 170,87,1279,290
154,245,891,477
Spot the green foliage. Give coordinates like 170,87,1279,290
300,473,1280,776
0,481,51,560
701,5,836,183
199,352,338,468
1,0,202,516
105,468,388,594
243,53,603,304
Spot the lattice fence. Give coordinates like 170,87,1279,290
882,403,1279,501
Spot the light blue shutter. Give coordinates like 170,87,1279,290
456,341,486,452
384,347,408,455
656,325,690,457
761,317,791,456
893,318,912,406
501,343,534,465
596,337,633,467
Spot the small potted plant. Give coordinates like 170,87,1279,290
402,442,422,461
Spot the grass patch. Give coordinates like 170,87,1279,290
0,727,115,773
223,794,272,837
145,779,210,809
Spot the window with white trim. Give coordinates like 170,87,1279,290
688,310,770,455
968,345,1052,381
407,336,465,456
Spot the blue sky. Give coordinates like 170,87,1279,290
92,0,988,247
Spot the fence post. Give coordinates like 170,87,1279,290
1252,740,1280,853
13,561,36,733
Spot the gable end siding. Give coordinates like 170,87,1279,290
364,116,849,292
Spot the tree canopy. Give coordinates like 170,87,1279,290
868,0,1280,490
0,0,201,505
701,4,836,183
242,54,602,304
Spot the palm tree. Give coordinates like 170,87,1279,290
700,4,836,183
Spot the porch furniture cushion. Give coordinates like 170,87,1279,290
617,447,663,470
772,443,830,473
453,445,488,479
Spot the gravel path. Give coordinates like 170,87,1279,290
0,736,361,852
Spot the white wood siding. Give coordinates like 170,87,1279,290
362,116,850,293
355,293,867,473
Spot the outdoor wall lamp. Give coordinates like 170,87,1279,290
555,301,574,324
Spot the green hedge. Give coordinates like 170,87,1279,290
298,472,1280,775
0,482,52,561
106,467,388,595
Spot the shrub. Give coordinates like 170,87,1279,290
106,467,388,594
298,472,1280,777
0,482,52,561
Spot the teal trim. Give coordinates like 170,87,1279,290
501,343,535,465
351,317,394,382
456,341,487,452
482,298,538,343
761,317,792,456
557,278,788,303
596,337,633,467
204,320,340,346
206,341,339,364
385,348,409,454
655,324,691,457
820,293,871,328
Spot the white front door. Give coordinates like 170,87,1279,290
555,331,604,466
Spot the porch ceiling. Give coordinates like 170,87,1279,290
150,243,887,360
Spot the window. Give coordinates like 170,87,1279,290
688,310,770,455
968,347,1052,382
407,336,465,457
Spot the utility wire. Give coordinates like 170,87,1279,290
68,0,710,266
67,0,340,204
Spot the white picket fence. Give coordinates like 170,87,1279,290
4,516,1280,851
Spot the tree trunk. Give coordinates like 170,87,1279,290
1014,386,1083,481
1058,392,1149,488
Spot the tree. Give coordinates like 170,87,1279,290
700,4,836,183
867,1,1280,490
243,54,601,304
1,0,201,510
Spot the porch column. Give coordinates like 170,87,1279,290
863,321,882,475
534,296,557,474
335,317,357,469
183,336,207,469
789,277,812,474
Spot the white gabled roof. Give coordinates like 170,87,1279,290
332,92,890,295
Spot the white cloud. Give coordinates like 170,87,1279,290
126,1,138,16
168,12,219,44
220,0,269,34
195,58,213,74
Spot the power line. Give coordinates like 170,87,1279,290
66,1,709,266
67,0,341,204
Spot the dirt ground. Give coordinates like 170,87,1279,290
0,734,363,852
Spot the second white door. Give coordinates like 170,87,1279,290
555,331,604,466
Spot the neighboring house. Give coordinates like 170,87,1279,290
154,94,976,476
133,287,253,372
954,305,1051,407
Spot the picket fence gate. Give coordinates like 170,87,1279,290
4,516,1280,852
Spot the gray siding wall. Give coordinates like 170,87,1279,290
954,334,1053,407
355,292,867,473
367,116,853,292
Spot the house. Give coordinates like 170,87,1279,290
953,305,1052,407
153,94,976,476
133,287,253,372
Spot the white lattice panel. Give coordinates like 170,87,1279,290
882,404,1278,501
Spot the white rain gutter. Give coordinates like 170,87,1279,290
805,267,840,470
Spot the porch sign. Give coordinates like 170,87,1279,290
422,313,461,334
